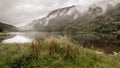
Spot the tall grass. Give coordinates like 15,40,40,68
0,37,120,68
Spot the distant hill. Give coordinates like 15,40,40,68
0,22,17,32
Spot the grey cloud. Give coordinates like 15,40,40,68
0,0,70,26
0,0,119,26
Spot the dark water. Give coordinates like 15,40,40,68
70,33,120,54
0,32,120,54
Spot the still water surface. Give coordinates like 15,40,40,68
0,31,120,54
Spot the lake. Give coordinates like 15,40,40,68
1,32,62,43
0,31,120,54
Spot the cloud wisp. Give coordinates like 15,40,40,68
0,0,120,26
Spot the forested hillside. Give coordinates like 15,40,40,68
0,22,17,32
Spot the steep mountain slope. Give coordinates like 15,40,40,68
19,5,80,31
34,5,81,31
65,4,120,33
18,23,34,31
91,4,120,33
0,22,17,32
20,5,103,31
20,0,120,32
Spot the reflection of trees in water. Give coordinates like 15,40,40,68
70,33,120,54
20,32,65,41
0,34,16,42
70,33,120,45
0,38,4,42
1,32,120,54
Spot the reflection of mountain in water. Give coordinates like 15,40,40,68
21,32,120,54
0,34,15,42
21,32,63,40
1,32,63,43
70,33,120,54
1,32,120,54
2,35,32,43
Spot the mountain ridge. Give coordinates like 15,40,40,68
19,2,120,32
19,5,103,31
0,22,17,32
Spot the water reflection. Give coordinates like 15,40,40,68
1,32,120,54
2,35,32,43
70,33,120,54
1,32,62,43
0,33,14,42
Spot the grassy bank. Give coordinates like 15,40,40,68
0,37,120,68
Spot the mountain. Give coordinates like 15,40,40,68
20,5,103,31
90,4,120,33
34,5,81,31
65,4,120,33
0,22,17,32
20,1,120,33
19,5,80,31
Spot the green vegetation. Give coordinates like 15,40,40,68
0,37,120,68
0,22,17,32
90,4,120,33
64,4,120,33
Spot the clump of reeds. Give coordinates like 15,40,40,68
15,43,21,52
65,44,72,58
65,44,78,58
31,42,38,57
72,46,78,58
49,39,59,55
37,37,45,43
31,37,78,59
31,37,45,58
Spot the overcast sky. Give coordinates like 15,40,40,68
0,0,119,26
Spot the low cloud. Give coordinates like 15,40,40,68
0,0,119,26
